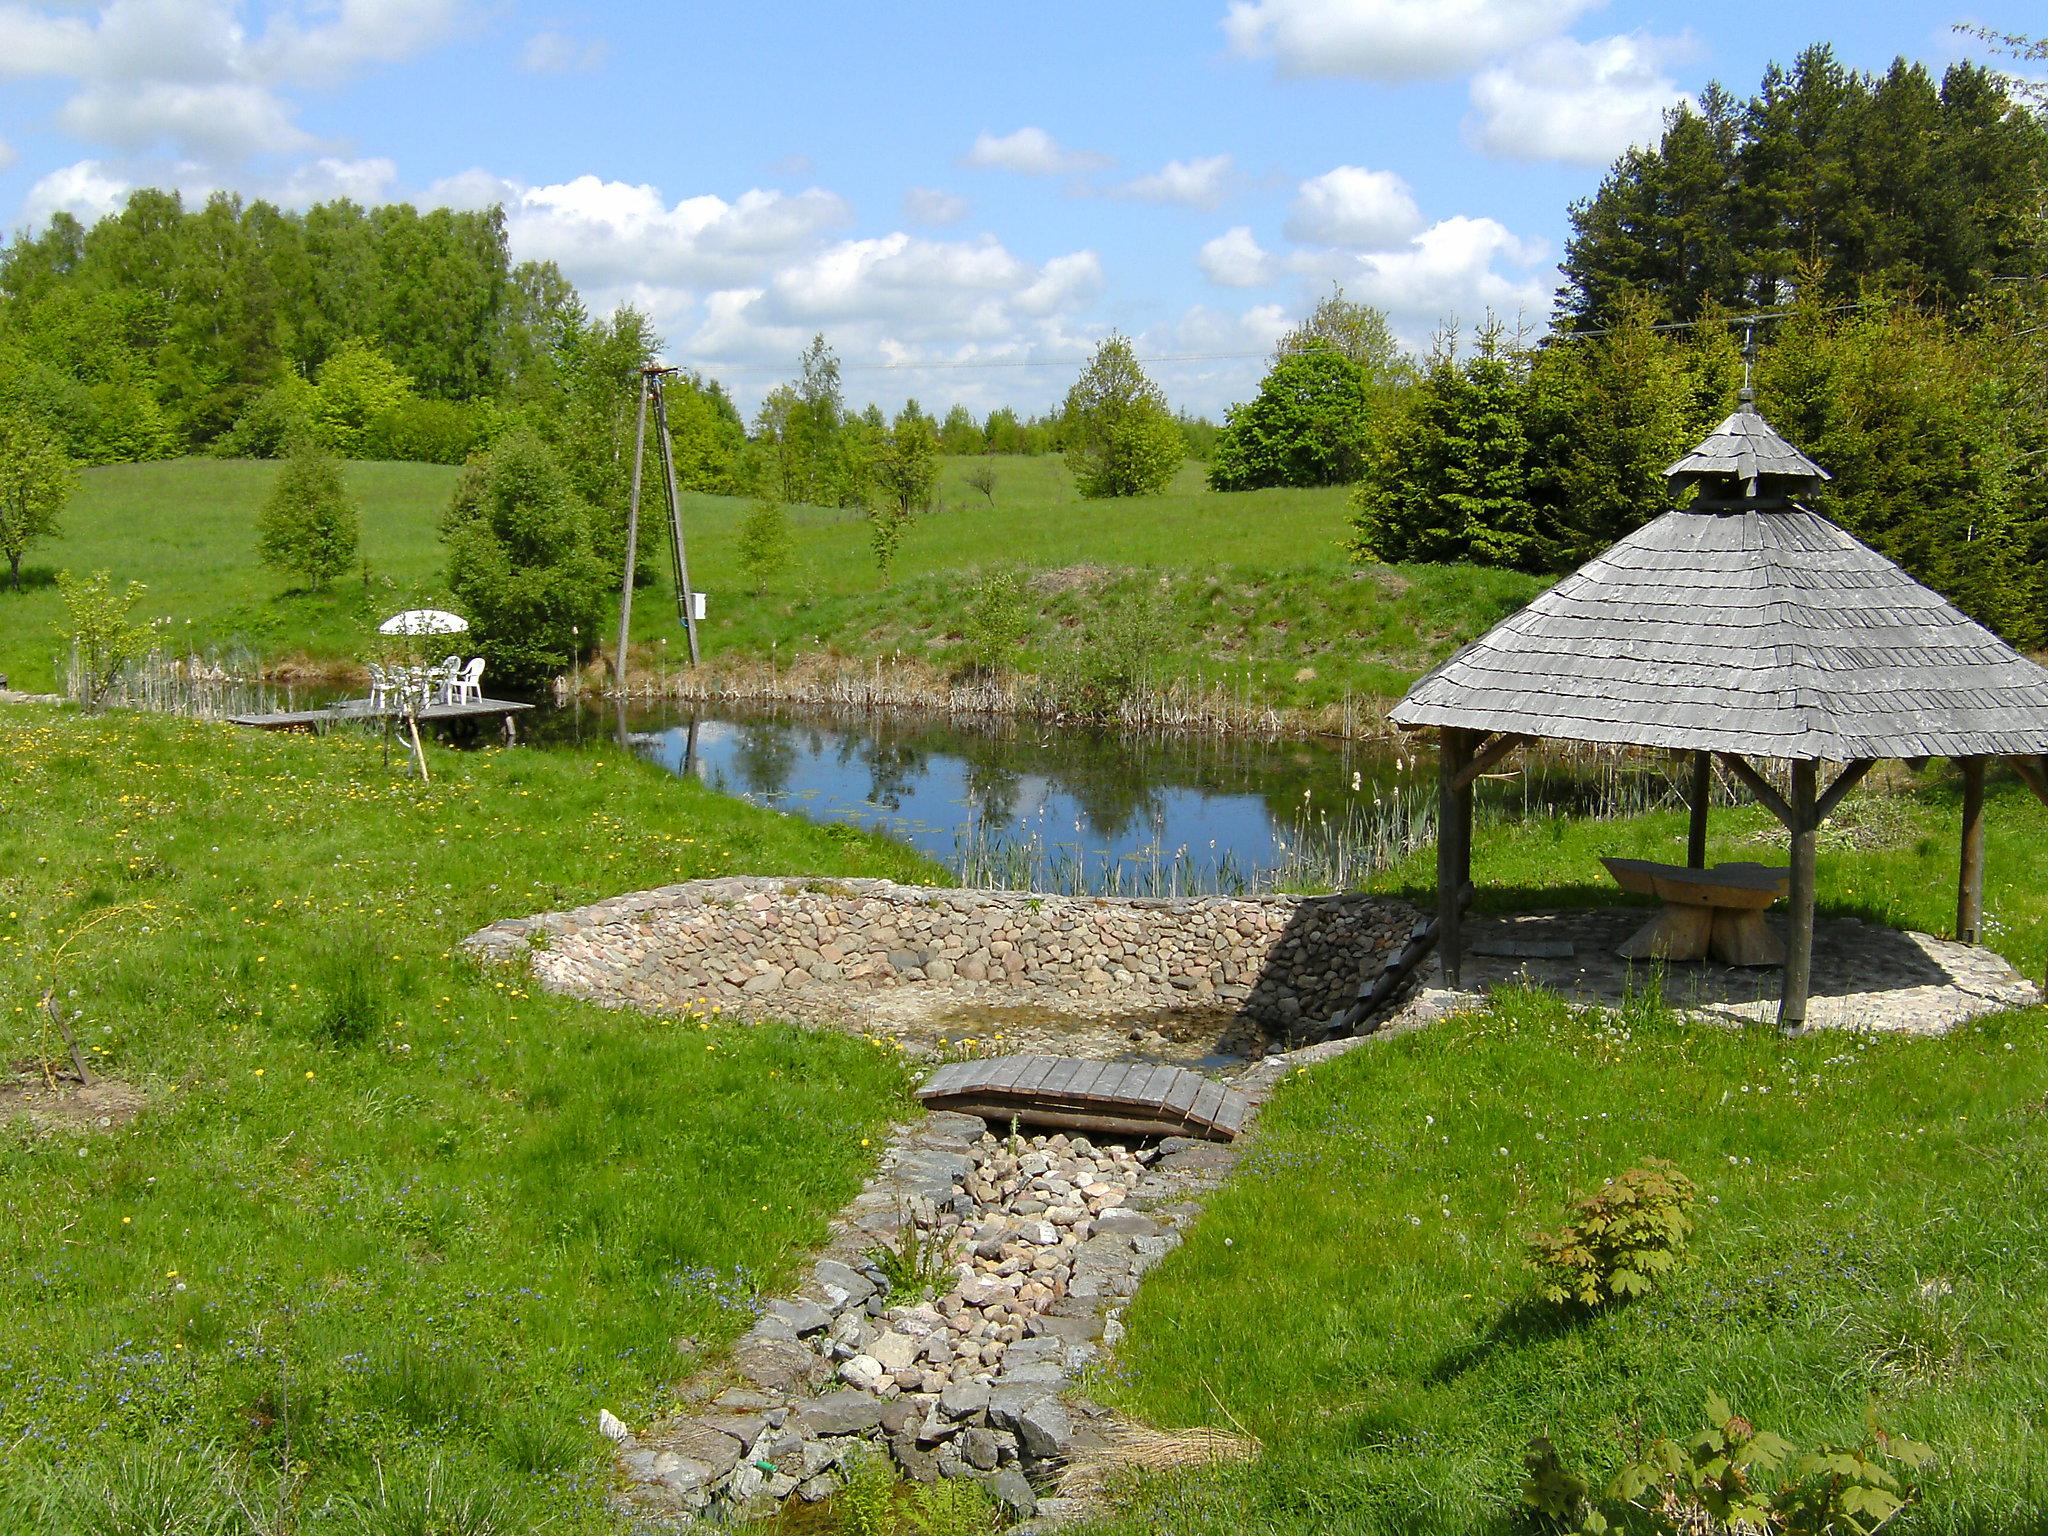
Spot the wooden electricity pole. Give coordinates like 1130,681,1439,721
614,365,702,697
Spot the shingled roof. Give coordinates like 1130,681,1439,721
1389,404,2048,763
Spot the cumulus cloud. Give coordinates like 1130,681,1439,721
1223,0,1593,80
963,126,1108,176
1117,154,1234,210
902,186,969,226
1199,226,1273,287
23,158,132,225
520,29,606,74
1466,33,1689,165
1299,214,1550,345
1285,165,1423,249
278,154,398,205
0,0,472,166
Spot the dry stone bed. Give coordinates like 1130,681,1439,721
464,877,1415,1055
609,1107,1249,1528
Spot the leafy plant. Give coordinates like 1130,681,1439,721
312,923,386,1048
1526,1159,1698,1308
865,1208,945,1301
905,1475,998,1535
1525,1396,1934,1536
737,493,794,594
56,568,154,708
0,407,77,593
965,460,997,507
837,1446,900,1536
958,571,1031,678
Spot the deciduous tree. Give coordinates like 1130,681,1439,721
256,435,360,591
0,411,77,592
1062,335,1183,499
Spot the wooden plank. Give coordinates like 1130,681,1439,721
1130,1064,1178,1110
1061,1061,1109,1103
1040,1059,1084,1097
1160,1073,1203,1119
1013,1057,1060,1095
1187,1079,1227,1129
1211,1090,1251,1136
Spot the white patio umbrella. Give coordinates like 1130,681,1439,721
378,609,469,636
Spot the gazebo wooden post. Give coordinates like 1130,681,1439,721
1781,759,1819,1030
1437,728,1475,986
1686,750,1711,868
1958,756,1986,945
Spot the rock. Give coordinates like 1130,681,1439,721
988,1465,1038,1518
597,1407,631,1443
956,1273,1006,1307
725,1463,765,1502
798,1471,840,1502
1016,1219,1059,1246
839,1353,887,1392
712,1387,783,1413
734,1336,819,1395
878,1396,922,1436
938,1379,991,1421
960,1426,999,1471
814,1258,879,1308
697,1413,767,1453
891,1434,941,1482
987,1383,1049,1433
768,1297,833,1336
917,1405,961,1444
794,1389,884,1437
1017,1397,1073,1461
870,1330,920,1372
1093,1209,1162,1238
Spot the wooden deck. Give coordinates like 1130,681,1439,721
227,697,533,734
917,1054,1250,1143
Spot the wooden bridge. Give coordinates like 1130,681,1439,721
227,698,532,737
917,1055,1250,1142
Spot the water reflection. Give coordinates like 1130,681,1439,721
541,700,1700,896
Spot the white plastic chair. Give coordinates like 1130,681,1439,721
366,663,391,710
436,654,462,705
450,657,485,705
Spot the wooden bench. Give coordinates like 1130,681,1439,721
1599,857,1790,967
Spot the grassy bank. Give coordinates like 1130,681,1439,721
1089,989,2048,1534
4,455,1545,725
0,704,938,1530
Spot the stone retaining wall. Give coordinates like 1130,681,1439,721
465,877,1416,1034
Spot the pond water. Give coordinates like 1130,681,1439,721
538,699,1698,896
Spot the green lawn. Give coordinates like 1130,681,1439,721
5,455,1546,717
0,703,938,1531
1088,990,2048,1535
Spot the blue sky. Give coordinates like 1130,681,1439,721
0,1,2037,416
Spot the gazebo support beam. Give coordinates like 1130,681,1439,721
2010,755,2048,813
1782,760,1819,1031
1717,754,1793,827
1437,729,1477,987
1815,760,1875,823
1958,757,1986,945
1449,732,1529,795
1686,751,1711,868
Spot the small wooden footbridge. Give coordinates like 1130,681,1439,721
918,1054,1251,1142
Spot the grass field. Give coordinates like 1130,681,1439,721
0,703,938,1531
2,455,1546,717
1086,990,2048,1535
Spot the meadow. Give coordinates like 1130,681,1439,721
2,455,1544,723
0,703,937,1531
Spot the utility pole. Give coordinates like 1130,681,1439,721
613,365,702,700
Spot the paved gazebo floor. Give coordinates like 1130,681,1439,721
1425,908,2039,1034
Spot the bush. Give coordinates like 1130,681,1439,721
1063,335,1183,499
56,568,152,708
1525,1159,1697,1308
360,398,491,464
1038,583,1173,720
1524,1396,1932,1536
441,431,609,689
737,494,793,594
216,373,320,459
256,435,360,591
958,571,1031,679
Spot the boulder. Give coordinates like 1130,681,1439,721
794,1389,884,1438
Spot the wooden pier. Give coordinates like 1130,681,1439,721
917,1054,1250,1142
227,697,533,737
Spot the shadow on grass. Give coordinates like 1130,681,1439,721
1424,1294,1590,1386
4,565,61,593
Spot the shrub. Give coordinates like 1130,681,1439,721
256,435,360,591
56,568,152,709
737,494,793,594
1063,335,1183,499
1525,1159,1697,1308
441,431,609,689
216,373,321,459
360,398,492,464
958,571,1030,678
1525,1396,1933,1536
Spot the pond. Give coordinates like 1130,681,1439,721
538,699,1699,896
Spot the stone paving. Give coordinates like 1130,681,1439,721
1433,908,2039,1033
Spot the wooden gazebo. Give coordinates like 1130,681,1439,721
1388,393,2048,1028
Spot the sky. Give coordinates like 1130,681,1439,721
0,0,2038,418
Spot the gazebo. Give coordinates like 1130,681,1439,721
1388,392,2048,1028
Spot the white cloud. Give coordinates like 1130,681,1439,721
1466,33,1689,165
0,138,16,173
0,0,472,167
1285,165,1423,249
903,186,969,226
1199,226,1273,287
1304,214,1551,346
520,29,606,74
278,154,398,205
23,158,131,225
963,126,1108,176
493,175,855,289
1117,153,1234,210
59,79,312,158
1223,0,1593,80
